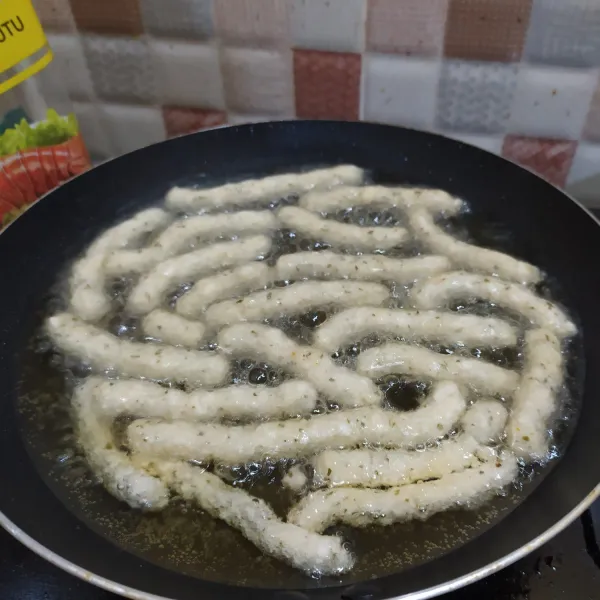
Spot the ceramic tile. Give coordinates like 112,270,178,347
69,0,144,35
152,40,224,109
221,47,293,114
101,104,166,155
444,0,533,62
567,142,600,185
293,49,361,120
21,71,73,120
227,113,283,124
366,0,448,57
163,107,227,137
363,54,439,129
508,65,596,140
565,141,600,205
214,0,288,47
525,0,600,68
83,35,157,104
33,0,76,32
502,135,577,187
72,101,114,158
436,60,517,133
582,81,600,141
288,0,365,53
441,131,505,155
140,0,213,39
46,34,95,101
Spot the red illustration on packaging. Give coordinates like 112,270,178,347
0,132,91,226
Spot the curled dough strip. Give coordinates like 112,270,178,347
311,434,483,489
165,165,364,212
277,205,409,251
70,208,169,322
507,329,563,461
141,309,206,348
127,381,466,463
218,323,381,408
47,313,228,387
407,206,541,284
461,399,508,445
276,251,450,284
357,343,518,397
176,262,273,319
87,376,317,421
412,271,576,338
314,307,518,352
126,234,271,315
299,185,463,215
73,380,168,510
287,451,518,533
205,280,389,327
151,461,354,575
105,211,277,276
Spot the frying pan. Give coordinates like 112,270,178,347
1,120,599,600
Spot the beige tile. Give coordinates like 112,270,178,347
214,0,288,47
366,0,448,57
221,47,293,114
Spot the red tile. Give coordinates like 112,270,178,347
162,107,227,137
293,49,361,120
501,135,577,188
444,0,532,62
69,0,144,35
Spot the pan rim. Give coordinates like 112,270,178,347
1,484,599,600
2,120,600,600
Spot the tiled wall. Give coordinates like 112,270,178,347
33,0,600,204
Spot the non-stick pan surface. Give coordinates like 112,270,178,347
1,121,599,600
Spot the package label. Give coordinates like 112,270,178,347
0,0,53,94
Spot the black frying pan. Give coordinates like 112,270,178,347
1,120,599,600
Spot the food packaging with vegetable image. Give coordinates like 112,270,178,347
0,0,91,227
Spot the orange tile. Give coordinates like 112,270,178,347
502,135,577,187
162,107,227,137
444,0,532,62
69,0,144,35
214,0,288,47
366,0,449,57
293,49,361,120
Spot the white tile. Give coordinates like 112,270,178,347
83,35,157,104
140,0,213,39
100,104,166,156
151,40,225,109
221,47,293,114
72,101,114,158
23,64,72,119
227,113,284,124
46,34,95,100
362,54,439,129
436,60,517,134
508,65,597,139
287,0,366,52
567,142,600,185
524,0,600,68
440,131,504,156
